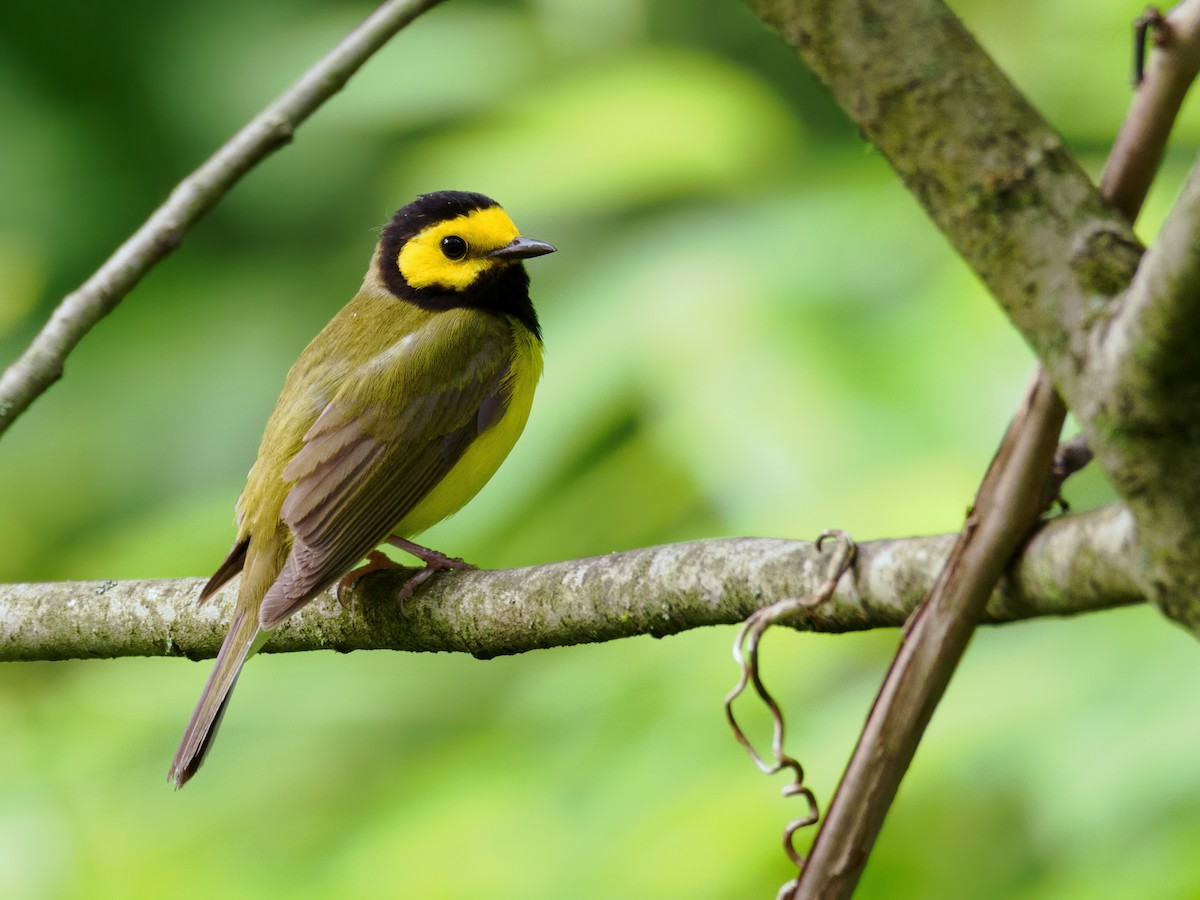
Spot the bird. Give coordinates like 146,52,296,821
169,190,555,788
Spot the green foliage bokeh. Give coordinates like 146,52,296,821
2,1,1200,897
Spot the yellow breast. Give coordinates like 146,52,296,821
393,320,543,537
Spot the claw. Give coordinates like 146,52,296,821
336,550,404,606
385,535,476,613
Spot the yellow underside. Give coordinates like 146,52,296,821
393,323,543,538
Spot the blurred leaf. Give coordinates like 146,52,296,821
386,49,805,218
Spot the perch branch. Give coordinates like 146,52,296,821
0,0,445,439
0,506,1139,663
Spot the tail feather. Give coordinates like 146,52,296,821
199,536,250,604
169,606,261,789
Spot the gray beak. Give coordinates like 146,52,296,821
487,236,557,260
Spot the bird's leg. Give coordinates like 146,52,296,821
385,536,476,611
385,535,473,570
336,549,408,605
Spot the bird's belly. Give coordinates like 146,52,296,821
393,328,542,537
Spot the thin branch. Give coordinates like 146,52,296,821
1103,4,1200,218
0,506,1140,663
0,0,445,439
796,370,1065,898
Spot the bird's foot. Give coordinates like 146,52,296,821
336,550,407,606
385,536,476,612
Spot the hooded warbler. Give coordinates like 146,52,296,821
169,191,554,788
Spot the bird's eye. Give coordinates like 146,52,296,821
440,236,468,260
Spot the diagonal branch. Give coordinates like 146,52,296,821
1102,6,1200,218
744,0,1145,402
796,368,1064,898
0,0,445,439
0,506,1140,663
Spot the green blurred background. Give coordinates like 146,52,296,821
3,1,1200,897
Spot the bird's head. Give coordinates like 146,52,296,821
378,191,555,297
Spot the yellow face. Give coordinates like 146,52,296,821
396,205,521,292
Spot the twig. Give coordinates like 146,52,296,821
1106,4,1200,218
0,508,1141,662
795,371,1065,898
1044,433,1094,512
1133,8,1166,86
0,0,445,439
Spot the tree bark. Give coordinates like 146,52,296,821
0,506,1139,662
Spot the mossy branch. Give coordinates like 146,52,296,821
0,506,1139,663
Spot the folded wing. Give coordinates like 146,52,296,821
258,313,513,628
